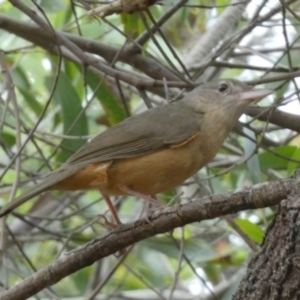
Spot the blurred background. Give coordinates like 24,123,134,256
0,0,300,299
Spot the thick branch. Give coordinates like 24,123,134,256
2,176,297,300
247,106,300,133
184,0,248,68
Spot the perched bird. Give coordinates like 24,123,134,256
0,79,272,225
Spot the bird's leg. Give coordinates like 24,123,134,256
100,192,122,227
99,193,128,256
118,185,165,208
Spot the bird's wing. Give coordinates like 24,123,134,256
67,103,202,165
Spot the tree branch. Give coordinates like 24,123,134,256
0,13,180,82
247,105,300,133
184,0,248,68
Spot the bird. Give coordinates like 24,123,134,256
0,79,272,226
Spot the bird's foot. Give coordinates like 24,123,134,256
98,214,120,229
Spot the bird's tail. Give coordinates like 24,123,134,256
0,183,49,218
0,163,88,218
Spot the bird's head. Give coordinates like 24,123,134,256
184,79,273,130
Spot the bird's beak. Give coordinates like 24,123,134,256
238,89,273,103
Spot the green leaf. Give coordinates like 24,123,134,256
142,237,219,263
287,147,300,176
266,80,289,100
86,70,127,125
18,87,43,117
259,145,298,170
235,218,264,244
51,73,89,162
40,0,66,13
1,131,16,147
136,247,174,285
10,63,43,117
220,68,243,79
11,64,31,90
69,268,92,295
121,13,145,38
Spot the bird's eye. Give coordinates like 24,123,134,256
218,83,228,93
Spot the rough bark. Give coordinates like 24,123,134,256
233,170,300,300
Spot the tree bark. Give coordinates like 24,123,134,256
233,170,300,300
